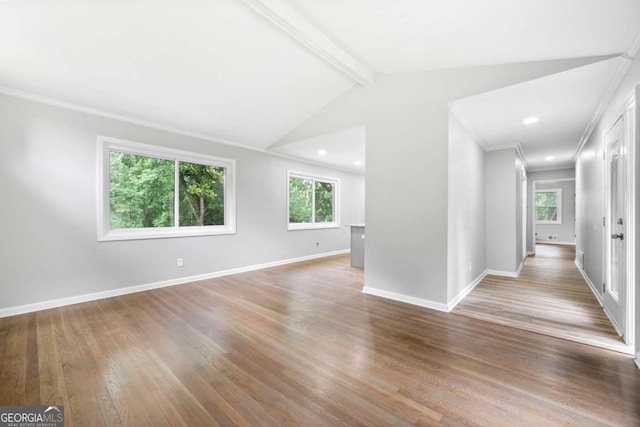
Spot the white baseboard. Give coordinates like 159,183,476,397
574,261,628,342
515,258,525,276
362,287,449,313
602,306,624,337
535,241,576,246
575,260,604,305
363,269,488,313
0,249,350,318
447,270,487,311
635,354,640,371
475,258,525,280
486,269,519,278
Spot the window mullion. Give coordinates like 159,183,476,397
174,160,180,228
223,167,227,227
311,179,316,224
333,182,337,222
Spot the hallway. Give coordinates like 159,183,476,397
453,244,628,354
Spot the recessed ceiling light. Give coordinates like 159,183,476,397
545,156,555,161
317,149,327,156
354,160,362,166
523,116,539,125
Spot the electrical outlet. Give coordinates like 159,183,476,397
177,258,184,267
468,262,473,272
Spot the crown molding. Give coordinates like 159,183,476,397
266,149,365,175
574,27,640,157
449,104,488,150
527,165,577,173
0,87,365,176
626,28,640,59
483,143,518,152
240,0,374,86
0,86,264,152
574,56,632,157
515,143,528,169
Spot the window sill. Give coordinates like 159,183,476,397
98,226,236,241
287,223,341,231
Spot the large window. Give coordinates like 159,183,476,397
535,188,562,224
98,136,235,240
288,172,339,230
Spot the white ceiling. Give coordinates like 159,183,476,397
1,0,640,173
0,0,354,148
451,57,627,171
271,126,366,174
292,0,640,73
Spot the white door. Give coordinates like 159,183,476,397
604,117,626,337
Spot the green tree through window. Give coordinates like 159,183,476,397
535,189,562,223
110,153,226,229
179,162,225,226
99,137,235,240
288,173,338,228
289,177,313,223
315,181,334,223
109,152,175,229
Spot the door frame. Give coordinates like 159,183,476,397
522,172,527,260
603,117,628,336
602,88,636,351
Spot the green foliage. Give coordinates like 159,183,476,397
289,177,312,223
109,152,174,228
535,191,558,221
179,162,225,226
314,181,334,223
109,152,225,229
288,177,334,224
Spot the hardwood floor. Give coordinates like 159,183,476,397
454,244,627,354
1,254,639,426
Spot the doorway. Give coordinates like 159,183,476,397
531,178,576,256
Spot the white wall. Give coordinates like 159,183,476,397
576,58,640,298
534,180,576,245
447,112,486,302
277,57,606,308
485,149,518,274
636,87,640,367
527,168,576,252
0,94,365,312
575,51,640,361
515,154,526,268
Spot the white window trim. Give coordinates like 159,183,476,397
287,171,340,231
97,136,236,241
535,188,563,225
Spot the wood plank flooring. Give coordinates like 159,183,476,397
2,254,640,426
453,244,628,354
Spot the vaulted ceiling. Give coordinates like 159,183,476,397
1,0,639,173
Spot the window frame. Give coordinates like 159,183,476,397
534,188,563,225
287,171,340,231
97,136,236,241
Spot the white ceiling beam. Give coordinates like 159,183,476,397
240,0,375,86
